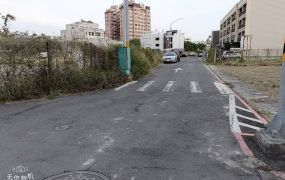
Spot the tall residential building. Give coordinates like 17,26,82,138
105,5,120,40
220,0,285,50
61,20,104,41
118,0,151,40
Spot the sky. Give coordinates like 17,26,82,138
0,0,238,41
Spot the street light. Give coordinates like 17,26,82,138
170,18,183,31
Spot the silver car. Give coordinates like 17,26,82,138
163,52,177,63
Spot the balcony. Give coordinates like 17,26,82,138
239,10,246,17
239,23,245,29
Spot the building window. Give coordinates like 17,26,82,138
155,44,159,47
155,37,159,41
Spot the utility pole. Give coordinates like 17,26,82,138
124,0,129,48
256,39,285,156
117,0,131,76
170,18,183,31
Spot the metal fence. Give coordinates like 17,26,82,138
242,49,283,60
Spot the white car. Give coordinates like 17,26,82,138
163,52,178,63
222,51,241,59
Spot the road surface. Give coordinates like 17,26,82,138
0,57,263,179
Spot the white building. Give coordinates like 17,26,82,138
141,32,164,51
141,30,185,51
61,20,124,46
165,30,184,51
61,20,105,41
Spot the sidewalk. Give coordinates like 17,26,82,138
208,65,278,120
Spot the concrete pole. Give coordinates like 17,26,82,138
256,39,285,156
124,0,129,48
265,39,285,136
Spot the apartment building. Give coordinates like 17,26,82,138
61,20,104,41
220,0,285,50
164,30,185,51
105,6,120,40
119,0,151,40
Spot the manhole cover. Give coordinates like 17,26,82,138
44,171,110,180
54,125,70,131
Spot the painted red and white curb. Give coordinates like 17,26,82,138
204,64,285,179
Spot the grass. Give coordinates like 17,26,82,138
216,60,281,102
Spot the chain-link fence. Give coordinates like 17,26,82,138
242,49,283,60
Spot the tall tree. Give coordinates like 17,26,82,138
0,13,16,37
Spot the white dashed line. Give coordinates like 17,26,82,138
163,81,174,92
114,81,138,91
137,81,154,92
190,81,202,93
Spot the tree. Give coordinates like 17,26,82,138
0,13,16,37
184,41,206,53
130,38,141,48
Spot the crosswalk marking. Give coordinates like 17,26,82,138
229,94,242,133
238,122,262,131
190,81,202,93
137,81,154,92
163,81,174,92
236,106,252,113
237,114,264,124
114,81,138,91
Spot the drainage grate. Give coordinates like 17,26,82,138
54,125,70,131
44,171,110,180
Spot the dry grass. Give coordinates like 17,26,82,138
216,65,281,102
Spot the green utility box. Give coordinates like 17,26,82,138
118,47,131,75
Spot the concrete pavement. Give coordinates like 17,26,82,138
0,57,266,179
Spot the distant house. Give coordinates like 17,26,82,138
61,20,105,41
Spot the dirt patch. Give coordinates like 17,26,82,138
216,66,281,102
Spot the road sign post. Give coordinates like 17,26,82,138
256,39,285,156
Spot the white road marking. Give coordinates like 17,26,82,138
229,95,242,133
174,68,183,73
236,106,252,113
137,81,154,91
114,81,138,91
203,64,223,82
113,117,124,121
190,81,202,93
214,82,228,95
130,177,135,180
163,81,174,92
237,114,264,124
82,158,95,166
97,136,114,153
238,122,262,131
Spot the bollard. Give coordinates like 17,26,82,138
256,39,285,156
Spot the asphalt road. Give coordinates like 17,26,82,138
0,57,262,180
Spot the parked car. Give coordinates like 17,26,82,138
222,51,241,59
189,52,197,56
181,52,187,57
163,52,178,63
198,53,203,57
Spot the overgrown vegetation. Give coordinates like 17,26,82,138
0,38,162,102
130,39,162,79
214,59,282,66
